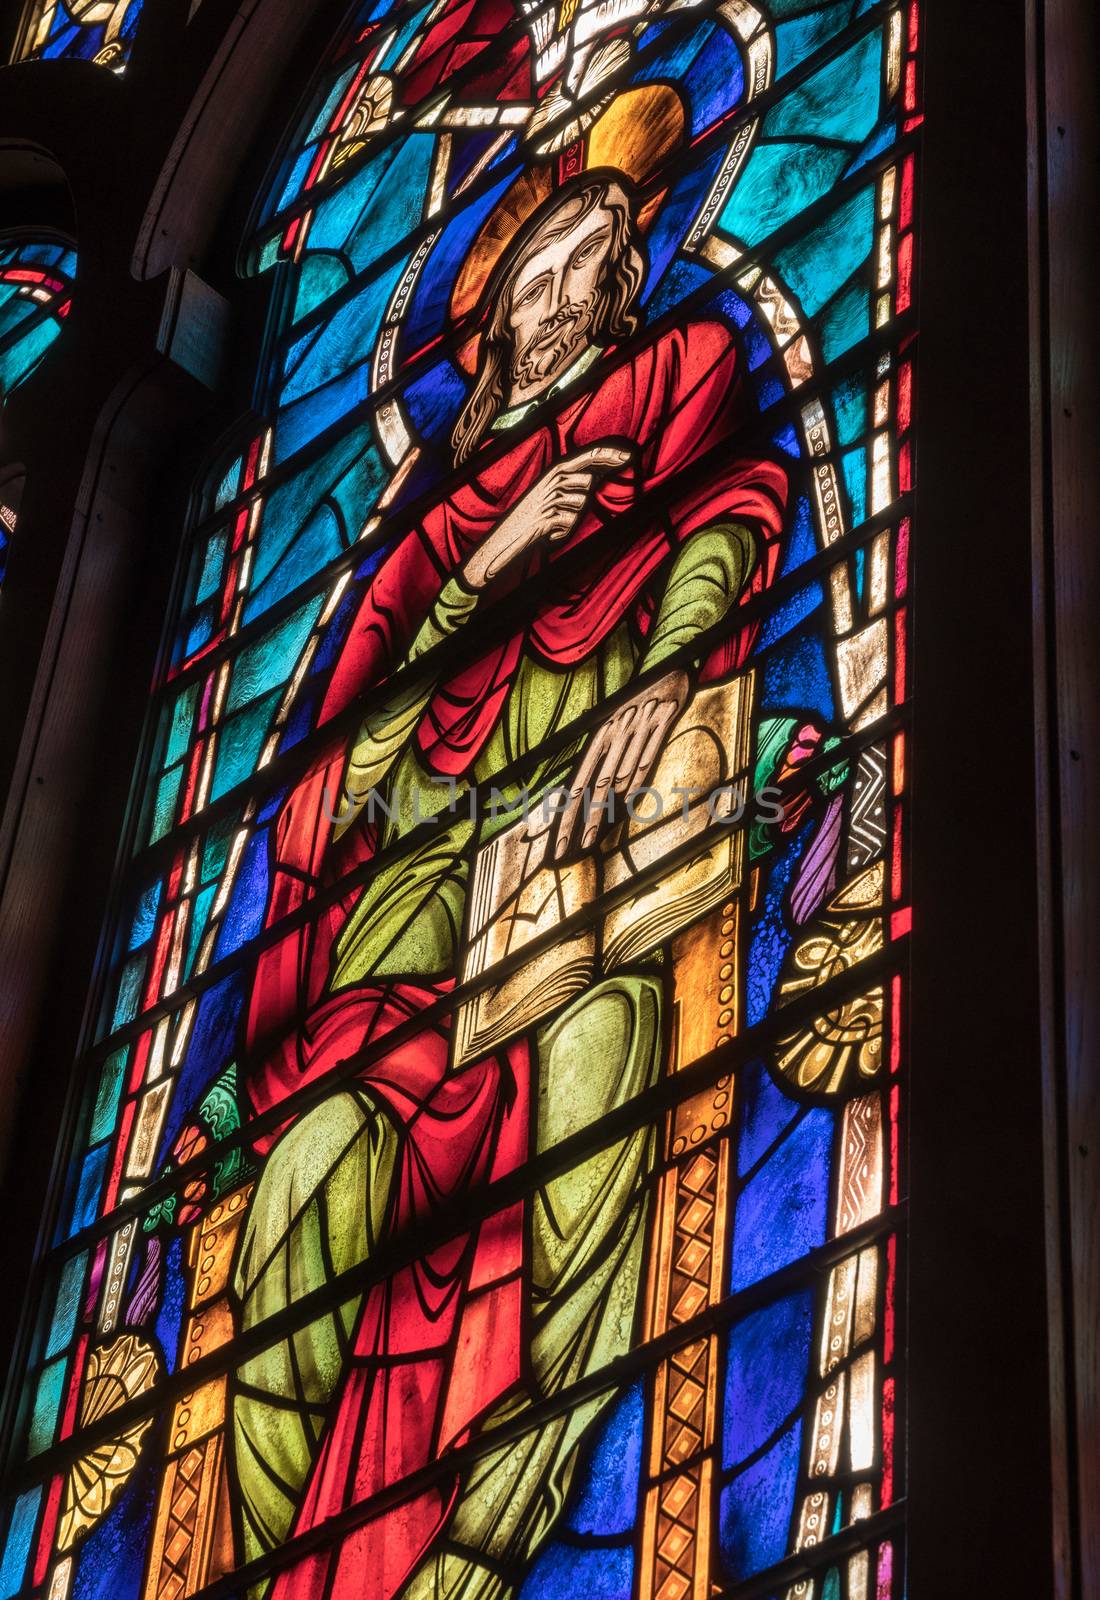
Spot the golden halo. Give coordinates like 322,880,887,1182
449,84,686,373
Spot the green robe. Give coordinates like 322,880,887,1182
232,518,756,1597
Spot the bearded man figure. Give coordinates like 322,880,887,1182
219,171,789,1600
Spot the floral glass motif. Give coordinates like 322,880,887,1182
0,4,919,1600
13,0,141,68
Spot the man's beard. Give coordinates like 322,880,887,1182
511,294,598,392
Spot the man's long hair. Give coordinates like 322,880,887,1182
452,172,646,465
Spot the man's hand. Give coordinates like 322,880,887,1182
462,443,632,591
552,668,690,861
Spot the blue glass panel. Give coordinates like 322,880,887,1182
281,258,406,403
69,1144,110,1237
775,1,863,75
819,279,871,364
519,1540,634,1600
843,117,898,177
0,1488,41,1600
149,764,184,846
305,140,405,253
831,373,869,446
378,2,433,70
404,358,467,442
718,1419,803,1579
328,133,435,277
186,883,218,976
214,460,241,512
196,530,228,602
273,362,374,464
0,236,73,405
307,63,360,144
643,148,727,299
747,835,804,1028
683,22,745,134
276,146,316,215
634,20,711,86
644,256,712,320
157,974,247,1167
566,1383,644,1536
767,31,882,145
759,580,823,648
164,685,199,768
155,1236,186,1374
721,141,849,246
723,1291,814,1468
71,1458,158,1600
0,317,59,395
404,167,519,346
736,1057,801,1178
212,830,271,963
762,626,835,722
128,880,162,952
245,430,383,620
775,187,876,318
842,444,868,525
293,252,352,323
730,1109,833,1291
779,496,816,576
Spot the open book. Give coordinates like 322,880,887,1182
452,671,756,1067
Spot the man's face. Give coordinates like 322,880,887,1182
506,201,615,402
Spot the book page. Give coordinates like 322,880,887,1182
453,804,597,1067
603,672,755,970
452,670,755,1065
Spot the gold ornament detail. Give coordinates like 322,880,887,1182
773,864,885,1096
332,75,394,170
92,41,125,69
57,1335,159,1553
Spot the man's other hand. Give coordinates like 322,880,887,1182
552,668,690,862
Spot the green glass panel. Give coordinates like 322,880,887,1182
110,954,145,1032
196,529,228,603
210,688,282,802
165,684,199,768
225,598,323,716
89,1048,128,1143
26,1357,66,1457
45,1251,87,1360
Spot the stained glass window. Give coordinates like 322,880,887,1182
0,4,919,1599
0,475,23,593
0,236,75,403
12,0,141,68
0,235,76,598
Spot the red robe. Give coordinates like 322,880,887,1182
245,320,788,1600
